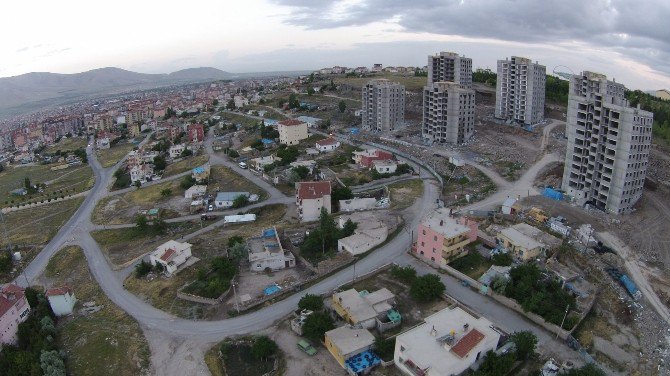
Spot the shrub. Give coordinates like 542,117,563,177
298,294,324,312
410,274,445,303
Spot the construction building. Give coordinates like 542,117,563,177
427,51,473,88
362,79,405,132
495,56,546,125
422,81,476,145
561,71,653,214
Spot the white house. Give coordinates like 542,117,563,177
214,191,259,208
46,286,76,317
394,306,501,376
372,160,398,174
149,240,193,276
337,213,388,256
185,185,207,199
295,181,332,222
96,137,111,149
169,144,186,159
248,227,296,271
315,138,340,152
130,164,154,183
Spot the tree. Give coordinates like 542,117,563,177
340,219,357,238
338,100,346,113
228,242,247,262
298,294,324,311
228,236,244,247
0,251,12,274
181,148,193,157
331,185,353,202
39,350,66,376
288,93,300,109
307,87,315,96
491,252,513,266
180,175,196,190
302,311,334,342
153,156,167,171
232,194,249,208
563,364,606,376
276,146,299,164
135,259,153,278
39,316,55,335
390,265,417,284
212,99,219,106
472,351,515,376
374,336,395,360
250,139,265,151
135,215,148,231
510,331,537,360
226,99,235,110
292,166,310,180
251,336,278,360
24,177,31,191
410,274,445,302
160,188,172,197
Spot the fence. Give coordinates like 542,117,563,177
176,274,237,305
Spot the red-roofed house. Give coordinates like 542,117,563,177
278,119,308,145
295,181,332,222
315,138,341,152
394,306,500,376
188,123,205,143
0,284,31,345
46,286,76,316
149,240,193,276
352,149,394,168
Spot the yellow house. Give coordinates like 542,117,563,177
278,119,308,145
331,288,394,329
496,223,546,261
324,326,374,368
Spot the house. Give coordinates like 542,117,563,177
169,143,186,159
496,223,561,261
414,208,474,266
337,213,388,256
46,286,76,316
191,164,211,183
324,325,376,369
289,160,317,174
278,119,308,145
352,149,393,168
248,227,295,271
295,181,332,222
296,115,322,128
331,288,396,329
372,159,398,174
249,155,277,171
184,185,207,199
96,135,111,149
149,240,193,276
394,306,501,376
130,164,154,183
501,197,520,215
0,284,31,345
187,123,205,143
214,191,256,208
315,138,340,152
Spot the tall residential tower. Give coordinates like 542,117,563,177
361,79,405,132
422,82,476,145
427,51,473,88
561,71,653,214
495,56,546,125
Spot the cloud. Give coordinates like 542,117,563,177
272,0,670,80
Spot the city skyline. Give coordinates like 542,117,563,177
2,0,670,90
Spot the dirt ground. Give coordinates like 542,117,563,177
228,266,313,306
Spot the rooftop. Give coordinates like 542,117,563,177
333,288,394,323
0,284,26,318
278,119,306,127
215,191,250,201
316,138,339,146
421,208,470,239
296,181,331,200
498,226,543,250
46,286,73,297
326,325,375,356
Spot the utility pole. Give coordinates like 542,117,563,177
232,281,240,314
557,304,570,339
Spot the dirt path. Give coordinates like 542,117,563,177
598,232,670,324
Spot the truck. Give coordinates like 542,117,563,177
606,268,642,300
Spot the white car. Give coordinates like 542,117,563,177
238,162,248,169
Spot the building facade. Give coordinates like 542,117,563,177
46,286,76,317
422,81,476,145
278,119,308,145
414,208,474,267
295,181,332,222
0,284,31,345
561,71,653,214
427,51,473,88
495,56,546,125
361,79,405,132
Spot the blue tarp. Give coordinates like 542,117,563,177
543,187,563,201
350,128,360,135
261,138,275,145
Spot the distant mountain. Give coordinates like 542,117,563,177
0,67,233,119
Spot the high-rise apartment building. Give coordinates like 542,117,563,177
361,79,405,132
561,71,653,214
427,51,473,88
495,56,546,125
422,82,476,145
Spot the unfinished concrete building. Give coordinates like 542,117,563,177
361,79,405,132
561,71,653,214
427,51,473,88
422,81,476,145
495,56,546,125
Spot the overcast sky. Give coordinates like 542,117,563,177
2,0,669,90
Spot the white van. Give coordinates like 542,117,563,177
238,162,248,169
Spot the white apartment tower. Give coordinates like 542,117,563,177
495,56,546,125
362,79,405,132
561,71,653,214
427,51,473,88
422,82,476,145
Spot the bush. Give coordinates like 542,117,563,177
302,312,334,342
390,265,417,284
298,294,324,312
180,176,196,190
251,336,278,360
491,253,513,266
510,331,537,360
410,274,445,303
232,194,249,208
135,260,153,278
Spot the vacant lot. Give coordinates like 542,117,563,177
0,197,84,247
0,164,93,207
332,73,428,92
43,137,88,154
46,246,151,376
163,154,210,177
206,338,283,376
91,221,201,267
208,165,266,198
442,165,496,207
389,179,423,210
98,143,135,168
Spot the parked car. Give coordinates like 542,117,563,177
297,340,317,356
208,204,214,212
238,162,248,169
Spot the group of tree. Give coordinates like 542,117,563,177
299,209,357,260
163,107,177,120
227,236,247,262
112,168,131,189
180,175,197,190
389,265,445,302
135,214,168,236
298,294,335,342
250,336,278,361
0,250,13,274
0,288,67,376
275,145,300,165
260,122,279,139
231,194,250,209
626,90,670,145
184,256,237,298
504,263,576,327
473,68,497,86
545,75,569,105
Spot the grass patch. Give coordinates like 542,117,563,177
0,197,85,247
98,143,135,168
449,251,492,279
389,179,424,210
163,154,210,177
43,137,88,154
209,165,265,198
0,164,93,207
333,73,428,92
46,246,150,376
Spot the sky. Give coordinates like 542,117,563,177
2,0,669,90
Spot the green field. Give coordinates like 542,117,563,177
1,197,85,247
389,179,424,210
332,73,428,91
46,246,151,376
163,154,210,177
0,164,93,207
43,137,88,154
98,143,135,168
